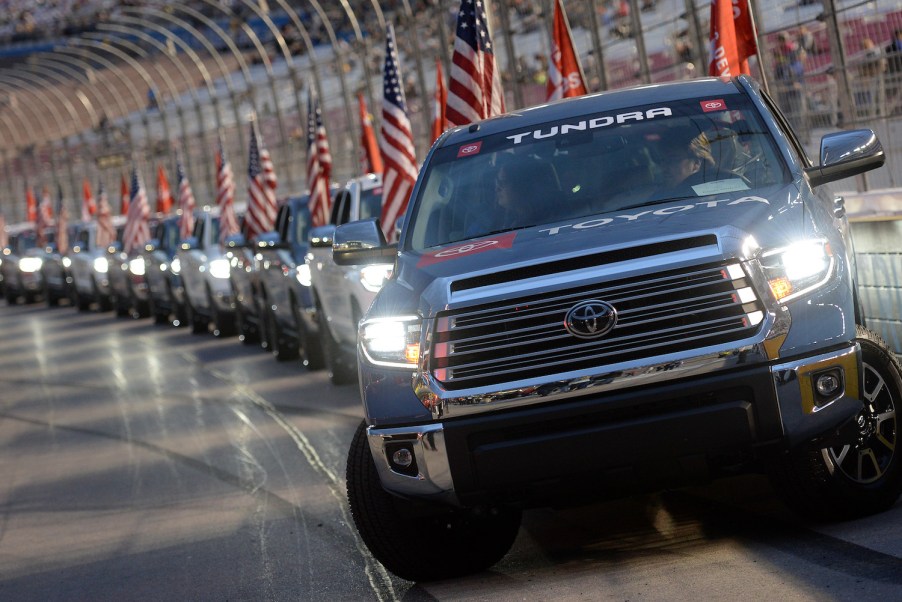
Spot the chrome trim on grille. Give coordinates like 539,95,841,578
412,254,790,419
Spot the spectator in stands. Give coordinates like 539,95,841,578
884,29,902,114
856,38,886,117
773,32,807,138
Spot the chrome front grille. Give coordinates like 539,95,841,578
431,261,765,390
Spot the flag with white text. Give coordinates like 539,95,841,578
708,0,757,77
547,0,588,101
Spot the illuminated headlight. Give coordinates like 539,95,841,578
128,257,146,276
295,263,312,287
360,264,393,293
19,257,43,273
360,316,421,368
62,257,71,268
209,258,231,279
93,256,109,274
760,239,834,303
170,257,181,274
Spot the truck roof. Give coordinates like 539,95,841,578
439,76,748,146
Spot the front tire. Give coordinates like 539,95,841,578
772,327,902,521
346,420,521,582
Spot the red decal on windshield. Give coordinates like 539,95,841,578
700,99,727,112
457,141,483,157
418,232,516,267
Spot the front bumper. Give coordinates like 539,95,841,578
367,344,862,507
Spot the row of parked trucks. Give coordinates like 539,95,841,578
0,173,391,385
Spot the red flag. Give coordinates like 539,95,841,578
216,143,240,246
36,186,53,246
708,0,757,77
176,156,197,240
156,164,173,214
120,173,130,215
123,167,151,254
380,24,418,241
26,185,37,222
0,214,7,249
447,0,505,126
306,90,333,228
547,0,588,101
81,178,96,222
56,188,69,255
432,58,449,143
358,93,383,175
95,184,116,249
245,121,278,240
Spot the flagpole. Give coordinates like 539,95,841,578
586,0,608,91
495,0,525,109
746,0,770,95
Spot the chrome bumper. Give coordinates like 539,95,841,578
368,343,862,505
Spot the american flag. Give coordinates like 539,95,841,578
36,186,53,247
217,142,240,246
81,178,96,222
55,185,69,254
176,155,196,240
122,167,151,254
245,121,278,240
446,0,505,126
380,24,418,241
95,183,116,249
358,92,383,175
306,89,333,228
432,57,449,143
156,164,173,214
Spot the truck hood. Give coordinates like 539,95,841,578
373,184,823,319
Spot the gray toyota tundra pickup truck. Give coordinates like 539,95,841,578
334,76,901,581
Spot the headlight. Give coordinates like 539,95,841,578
93,256,109,274
19,257,43,273
360,264,393,293
760,239,834,303
360,316,421,368
209,258,231,279
129,257,146,276
170,257,181,274
62,257,71,268
295,263,312,287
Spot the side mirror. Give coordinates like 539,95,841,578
805,129,885,188
333,218,397,266
309,225,336,248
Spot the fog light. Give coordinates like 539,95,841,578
392,448,413,468
386,442,418,477
813,368,844,406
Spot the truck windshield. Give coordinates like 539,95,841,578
406,95,788,251
359,188,383,221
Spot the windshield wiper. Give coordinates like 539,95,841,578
616,195,697,212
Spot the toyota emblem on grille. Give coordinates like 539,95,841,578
564,300,617,339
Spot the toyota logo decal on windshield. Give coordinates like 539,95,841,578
564,300,617,339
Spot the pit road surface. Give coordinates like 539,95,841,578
1,301,900,600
